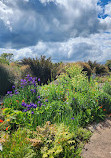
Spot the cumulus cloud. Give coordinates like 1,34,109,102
0,0,107,49
105,2,111,16
0,0,111,64
0,32,111,64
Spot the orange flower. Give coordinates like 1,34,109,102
22,100,25,102
2,108,5,110
103,109,106,111
16,100,19,103
6,126,10,131
0,119,3,123
100,106,103,109
58,142,60,144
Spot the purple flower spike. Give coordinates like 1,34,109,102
38,78,40,82
45,99,48,102
71,117,75,120
31,111,34,114
12,85,15,89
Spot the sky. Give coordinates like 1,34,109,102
0,0,111,63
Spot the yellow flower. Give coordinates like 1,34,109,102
7,119,10,122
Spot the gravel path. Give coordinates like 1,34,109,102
81,117,111,158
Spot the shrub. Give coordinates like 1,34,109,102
97,90,111,114
19,56,60,85
0,64,15,96
76,61,92,82
93,64,109,76
20,65,32,79
1,128,33,158
105,60,111,71
87,60,109,76
27,122,91,158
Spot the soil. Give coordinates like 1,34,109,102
81,117,111,158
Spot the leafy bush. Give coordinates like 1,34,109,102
27,122,91,158
0,64,15,96
76,61,92,82
97,91,111,114
105,59,111,71
0,128,33,158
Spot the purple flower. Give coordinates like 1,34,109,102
105,98,107,99
71,117,75,120
12,85,15,89
26,74,30,78
27,107,30,111
29,103,34,108
45,99,48,102
28,77,33,82
22,102,26,107
37,96,40,99
37,101,41,104
15,91,19,95
43,104,46,106
10,94,13,97
23,109,27,112
31,111,34,114
34,83,37,87
31,89,33,92
73,98,75,100
38,78,40,82
7,91,12,94
33,89,36,93
33,104,37,108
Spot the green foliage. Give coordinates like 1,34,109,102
102,82,111,96
0,57,9,64
26,122,92,158
1,63,111,157
105,59,111,71
0,53,14,63
0,64,15,96
0,128,33,158
76,61,92,82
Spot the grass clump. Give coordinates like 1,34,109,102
0,64,15,96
